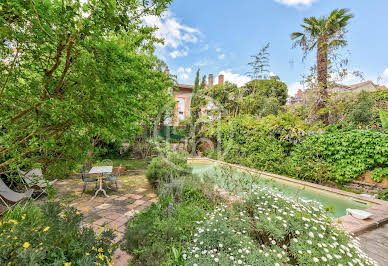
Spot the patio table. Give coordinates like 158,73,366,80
89,166,113,198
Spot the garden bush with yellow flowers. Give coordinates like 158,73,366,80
0,202,117,265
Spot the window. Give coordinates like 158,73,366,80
177,97,185,121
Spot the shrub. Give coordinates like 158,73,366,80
371,167,388,183
124,194,213,265
297,130,388,183
182,189,376,266
347,91,375,126
286,140,333,183
145,151,192,186
0,202,116,265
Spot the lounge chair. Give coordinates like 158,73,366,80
19,169,57,199
103,164,121,191
0,178,33,215
80,167,98,194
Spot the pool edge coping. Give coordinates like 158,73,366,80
189,157,388,235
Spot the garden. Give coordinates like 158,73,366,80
1,1,387,265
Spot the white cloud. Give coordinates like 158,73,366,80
269,72,276,77
200,44,209,51
216,47,222,52
288,82,304,96
274,0,317,7
169,48,189,58
382,68,388,86
218,54,225,60
194,59,209,67
330,70,364,85
218,71,251,87
143,11,200,50
177,67,192,81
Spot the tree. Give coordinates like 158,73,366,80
291,8,353,123
243,79,288,106
347,91,374,126
189,70,206,154
0,0,173,178
247,42,270,80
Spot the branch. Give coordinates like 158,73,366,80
53,36,75,95
30,0,52,38
0,149,40,169
10,102,43,122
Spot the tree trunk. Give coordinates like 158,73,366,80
316,37,329,124
84,136,100,169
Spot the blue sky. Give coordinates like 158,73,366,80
144,0,388,95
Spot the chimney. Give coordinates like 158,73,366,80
164,66,170,74
208,74,214,87
218,74,224,85
297,89,303,97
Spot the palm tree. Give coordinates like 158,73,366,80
291,8,353,123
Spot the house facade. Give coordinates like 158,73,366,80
165,67,224,126
289,80,387,105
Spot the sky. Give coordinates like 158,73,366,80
144,0,388,96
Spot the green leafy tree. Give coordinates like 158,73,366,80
189,70,206,154
0,0,173,178
247,42,270,80
380,110,388,130
243,79,288,105
201,81,241,117
291,8,353,123
347,91,374,126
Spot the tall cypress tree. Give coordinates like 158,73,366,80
189,70,206,154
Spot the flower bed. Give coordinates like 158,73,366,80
0,202,116,265
124,152,377,265
184,189,376,265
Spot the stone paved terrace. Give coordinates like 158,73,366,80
52,170,157,265
358,223,388,266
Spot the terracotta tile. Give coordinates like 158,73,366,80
133,199,145,206
115,195,129,201
112,248,132,265
96,203,112,210
94,217,111,226
124,209,139,218
109,219,127,229
117,225,126,233
128,194,143,200
100,211,122,220
135,188,147,193
149,198,158,203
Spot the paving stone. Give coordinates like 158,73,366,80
109,219,127,229
127,194,143,200
149,198,158,203
98,211,122,220
117,225,126,233
135,188,147,193
96,203,112,210
94,217,111,226
124,209,139,218
115,195,129,201
133,199,145,206
146,193,157,198
112,248,132,266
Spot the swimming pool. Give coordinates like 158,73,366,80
189,159,373,218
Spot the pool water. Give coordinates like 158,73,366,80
190,161,371,218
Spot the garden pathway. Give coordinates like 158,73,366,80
358,223,388,266
53,170,157,266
